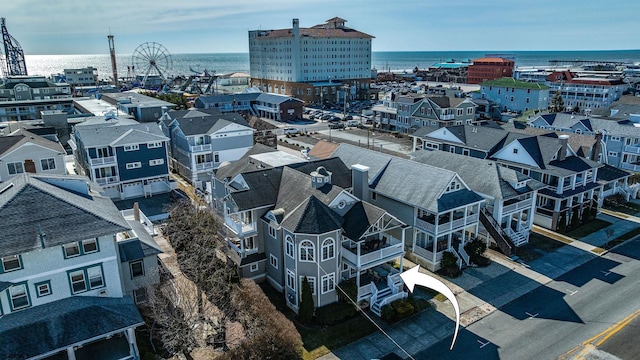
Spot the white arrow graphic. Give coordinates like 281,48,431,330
400,265,460,350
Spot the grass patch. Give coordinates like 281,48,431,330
516,232,565,262
434,293,447,302
566,219,612,240
299,313,377,358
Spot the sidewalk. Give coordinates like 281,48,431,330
326,225,607,360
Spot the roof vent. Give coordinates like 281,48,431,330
0,182,14,195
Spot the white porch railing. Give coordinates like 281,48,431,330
624,145,640,154
415,217,435,232
412,246,435,263
357,282,376,302
341,236,403,268
506,228,530,247
502,198,534,214
440,114,455,120
190,143,212,152
196,162,214,171
224,216,257,236
90,156,116,166
457,243,470,266
96,176,119,185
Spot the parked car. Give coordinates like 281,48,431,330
283,127,299,135
328,117,341,123
321,114,332,121
343,115,353,121
328,122,345,129
345,120,361,127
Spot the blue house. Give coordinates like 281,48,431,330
160,108,254,188
72,115,172,200
476,77,549,119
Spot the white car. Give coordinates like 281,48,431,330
283,127,299,135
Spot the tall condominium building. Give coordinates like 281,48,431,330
249,17,374,104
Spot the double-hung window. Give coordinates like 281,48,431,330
41,158,56,170
321,273,335,294
10,284,30,310
130,260,144,278
7,162,24,175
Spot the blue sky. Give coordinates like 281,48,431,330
3,0,639,55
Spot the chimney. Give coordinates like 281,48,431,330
558,134,569,161
351,164,370,201
133,202,140,222
591,131,603,162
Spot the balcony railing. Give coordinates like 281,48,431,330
195,162,214,171
502,198,534,214
440,114,455,120
415,213,478,234
90,156,116,166
341,236,403,268
224,216,257,237
190,143,212,152
622,163,640,172
96,176,119,185
624,145,640,154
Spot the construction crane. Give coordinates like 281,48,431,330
1,17,27,77
108,32,118,87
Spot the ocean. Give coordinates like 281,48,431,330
23,50,640,80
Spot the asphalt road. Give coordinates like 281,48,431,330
413,236,640,360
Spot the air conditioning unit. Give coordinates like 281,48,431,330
98,289,108,297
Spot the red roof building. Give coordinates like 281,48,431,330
467,58,515,84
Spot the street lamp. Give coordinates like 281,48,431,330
343,84,350,119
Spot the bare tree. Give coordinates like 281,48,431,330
220,279,303,360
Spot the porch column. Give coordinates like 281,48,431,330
412,136,417,151
400,227,406,272
126,328,141,359
67,347,76,360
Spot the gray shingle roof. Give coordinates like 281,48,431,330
342,201,386,240
0,174,130,258
0,129,65,156
419,125,510,153
330,143,393,182
230,168,284,211
0,296,143,359
373,158,465,213
169,110,249,136
289,158,352,189
281,195,343,234
118,218,162,262
75,122,167,148
596,163,631,183
411,151,546,201
256,92,304,105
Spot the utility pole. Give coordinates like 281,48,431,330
343,84,349,119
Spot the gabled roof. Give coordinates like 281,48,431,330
75,122,167,148
256,92,304,105
372,157,473,213
281,195,343,234
230,167,284,211
0,129,65,157
342,201,386,240
0,296,143,359
330,143,393,182
0,174,130,258
420,124,509,153
169,110,250,136
411,151,545,200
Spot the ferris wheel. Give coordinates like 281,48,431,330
131,42,172,86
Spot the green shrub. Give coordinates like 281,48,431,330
316,301,356,325
391,299,414,319
406,297,431,312
299,276,314,324
381,304,397,322
337,280,357,303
